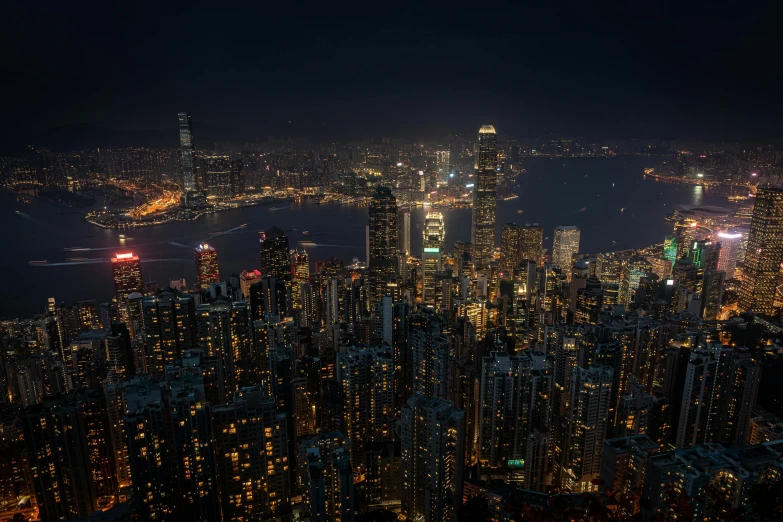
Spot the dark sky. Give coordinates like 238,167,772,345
2,1,781,150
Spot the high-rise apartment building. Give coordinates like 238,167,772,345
410,311,450,400
471,125,498,268
194,243,219,290
739,187,783,314
398,210,411,255
400,395,465,522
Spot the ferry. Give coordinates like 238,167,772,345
29,260,48,265
66,257,88,262
119,234,126,239
298,240,316,247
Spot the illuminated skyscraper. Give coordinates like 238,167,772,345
663,235,678,263
400,395,465,522
520,223,544,265
398,210,411,254
368,187,398,306
422,211,445,307
739,187,783,314
499,222,522,274
717,230,742,278
552,226,580,270
201,153,232,197
291,249,310,310
194,243,219,290
178,112,196,191
212,388,290,521
471,125,498,268
436,149,451,183
111,253,143,323
260,226,292,282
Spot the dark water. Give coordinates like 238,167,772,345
3,157,730,318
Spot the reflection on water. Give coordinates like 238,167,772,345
692,185,703,206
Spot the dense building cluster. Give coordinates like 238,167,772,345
2,124,783,522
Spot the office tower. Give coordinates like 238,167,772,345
471,125,498,268
105,322,133,381
368,187,399,306
200,153,232,196
142,289,196,379
229,158,245,195
717,230,742,278
291,249,310,310
238,269,262,299
336,345,394,474
398,210,411,255
422,211,445,307
595,252,624,285
178,112,196,191
400,395,465,522
739,187,783,313
600,434,659,497
674,220,697,260
111,252,143,308
168,375,219,521
212,388,290,521
643,440,783,520
499,222,522,274
299,432,353,522
619,256,651,305
249,276,289,320
516,223,542,266
20,391,116,520
436,149,451,183
560,365,613,492
194,243,219,290
663,235,678,263
701,268,725,320
124,380,175,522
478,350,552,468
260,226,292,281
552,226,580,269
410,311,450,400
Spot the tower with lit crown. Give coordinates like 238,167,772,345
194,243,219,290
422,211,445,307
471,125,498,268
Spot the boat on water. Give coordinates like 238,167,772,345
302,231,310,235
29,260,48,265
119,234,126,239
65,257,88,261
299,240,316,246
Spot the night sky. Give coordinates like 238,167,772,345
2,1,781,151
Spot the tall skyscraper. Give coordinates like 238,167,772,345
520,223,544,265
552,226,581,269
436,149,451,183
471,125,498,268
291,249,310,310
739,187,783,314
422,211,445,307
499,222,522,274
368,187,398,306
112,252,143,324
717,230,742,278
400,395,465,522
178,112,196,191
260,226,292,282
194,243,219,290
398,210,411,254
